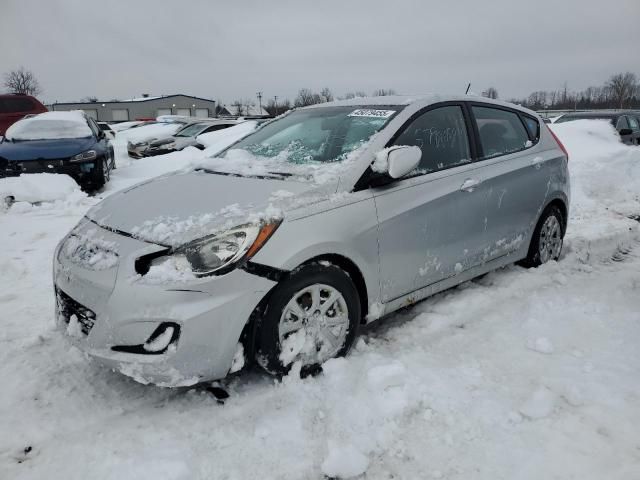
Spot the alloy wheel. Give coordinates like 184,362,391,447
538,215,562,263
278,283,350,365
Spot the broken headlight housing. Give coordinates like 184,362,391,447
148,221,280,277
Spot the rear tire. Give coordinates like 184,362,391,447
520,205,565,268
255,263,360,376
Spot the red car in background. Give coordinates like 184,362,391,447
0,94,48,135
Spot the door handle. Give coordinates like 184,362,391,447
460,178,481,192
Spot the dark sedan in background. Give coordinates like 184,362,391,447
0,111,114,190
127,119,237,158
554,111,640,145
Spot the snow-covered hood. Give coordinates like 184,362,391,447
86,170,330,247
173,136,196,150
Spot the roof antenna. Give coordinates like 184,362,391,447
465,83,471,94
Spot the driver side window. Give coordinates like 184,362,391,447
391,105,471,175
87,118,101,138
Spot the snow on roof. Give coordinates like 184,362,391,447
307,94,539,116
31,110,88,122
318,95,437,107
121,96,163,102
5,110,92,140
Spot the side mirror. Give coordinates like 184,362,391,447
374,145,421,179
618,128,633,136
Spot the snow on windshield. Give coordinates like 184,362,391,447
6,111,92,140
192,107,398,183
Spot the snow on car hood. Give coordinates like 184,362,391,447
86,170,332,247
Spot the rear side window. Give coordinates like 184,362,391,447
630,116,640,130
202,124,232,134
87,118,100,137
391,105,471,174
0,96,35,113
520,114,540,142
472,106,531,159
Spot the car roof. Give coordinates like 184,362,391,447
302,94,538,116
28,110,88,123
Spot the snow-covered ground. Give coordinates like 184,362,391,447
1,121,639,479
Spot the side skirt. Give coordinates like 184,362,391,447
369,251,524,323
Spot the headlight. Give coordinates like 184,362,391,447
148,221,280,277
70,150,97,162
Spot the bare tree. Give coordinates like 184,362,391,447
481,87,498,99
3,67,42,96
265,98,291,116
372,88,397,97
294,88,323,107
607,72,638,109
320,87,334,103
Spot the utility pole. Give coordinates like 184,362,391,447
256,91,263,116
274,95,278,116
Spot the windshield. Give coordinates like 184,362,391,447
176,123,207,137
224,106,400,165
6,119,92,140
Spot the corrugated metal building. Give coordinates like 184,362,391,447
49,94,218,122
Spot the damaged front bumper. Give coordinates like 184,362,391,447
53,220,276,386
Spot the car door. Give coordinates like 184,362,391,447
469,104,554,262
373,103,488,303
627,115,640,145
88,118,112,165
616,116,634,145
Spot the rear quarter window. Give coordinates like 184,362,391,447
520,114,540,142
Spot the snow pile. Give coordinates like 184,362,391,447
197,120,258,155
0,173,83,204
321,440,369,478
550,120,640,262
518,387,556,419
551,120,640,217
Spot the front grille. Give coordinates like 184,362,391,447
56,288,96,335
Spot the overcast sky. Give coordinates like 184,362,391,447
1,0,638,104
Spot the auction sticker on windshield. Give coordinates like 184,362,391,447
348,109,396,118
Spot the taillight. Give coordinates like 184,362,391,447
546,125,569,161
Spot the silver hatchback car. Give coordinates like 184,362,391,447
54,95,570,386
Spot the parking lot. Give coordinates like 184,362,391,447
1,118,639,478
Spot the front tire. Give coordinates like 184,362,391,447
520,205,564,268
92,157,109,190
255,263,361,376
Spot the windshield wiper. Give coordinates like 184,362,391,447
198,168,290,180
